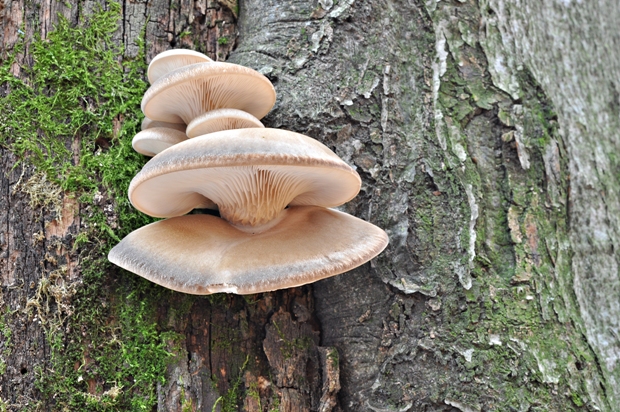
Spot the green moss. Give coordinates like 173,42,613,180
0,309,12,376
0,2,182,410
213,355,249,412
272,321,312,359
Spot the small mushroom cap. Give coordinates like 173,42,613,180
147,49,212,84
108,206,389,295
142,62,276,124
132,127,189,157
186,108,264,138
128,128,361,227
141,117,186,131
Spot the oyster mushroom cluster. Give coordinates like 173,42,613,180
108,50,389,295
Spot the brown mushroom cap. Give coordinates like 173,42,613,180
128,128,361,229
142,62,276,125
108,206,388,295
147,49,212,84
186,108,264,138
132,127,189,157
141,117,186,131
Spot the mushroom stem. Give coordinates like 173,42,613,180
227,209,288,234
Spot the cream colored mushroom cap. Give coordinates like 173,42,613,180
186,108,264,138
132,127,188,157
141,117,186,131
142,62,276,124
128,128,361,227
108,206,389,295
147,49,212,84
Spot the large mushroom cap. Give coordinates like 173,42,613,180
186,108,264,138
128,128,361,228
132,127,188,157
142,62,276,124
108,206,389,295
147,49,212,84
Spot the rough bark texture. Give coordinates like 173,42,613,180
0,0,618,411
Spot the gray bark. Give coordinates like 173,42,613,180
482,0,620,403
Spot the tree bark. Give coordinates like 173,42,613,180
0,0,618,411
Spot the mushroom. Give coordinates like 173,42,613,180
108,206,388,295
132,127,189,157
128,128,361,232
141,117,186,132
186,108,264,138
147,49,212,84
141,62,276,125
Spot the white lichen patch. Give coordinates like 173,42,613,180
465,184,478,267
432,21,449,150
461,348,475,362
310,21,333,53
489,334,502,346
328,0,355,18
478,2,521,99
444,398,481,412
532,349,561,384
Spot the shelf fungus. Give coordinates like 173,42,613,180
108,206,387,295
132,127,188,157
142,61,276,127
147,49,213,84
109,49,389,295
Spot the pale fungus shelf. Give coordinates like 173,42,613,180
142,62,276,125
147,49,213,84
108,206,388,295
128,128,361,229
108,49,388,295
132,127,188,157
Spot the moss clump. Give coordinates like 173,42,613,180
0,2,181,410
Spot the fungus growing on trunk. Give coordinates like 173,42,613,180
128,128,361,231
108,206,388,295
131,127,188,157
147,49,213,84
109,49,388,295
142,62,276,125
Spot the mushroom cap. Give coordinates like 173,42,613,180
147,49,213,84
141,117,186,131
132,127,189,157
186,108,264,138
128,128,361,227
108,206,389,295
142,62,276,125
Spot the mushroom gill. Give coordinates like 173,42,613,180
142,62,276,125
128,128,361,230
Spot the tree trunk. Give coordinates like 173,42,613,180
0,0,618,411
